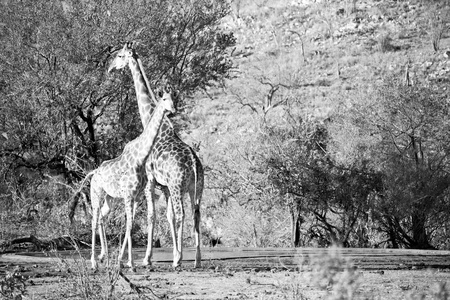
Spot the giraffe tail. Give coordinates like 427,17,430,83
189,147,198,206
68,170,96,224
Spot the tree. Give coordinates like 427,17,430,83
331,76,450,249
262,114,382,247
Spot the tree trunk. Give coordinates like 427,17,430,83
290,202,302,247
410,136,434,249
386,217,399,248
411,210,434,249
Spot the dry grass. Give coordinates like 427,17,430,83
3,247,450,299
281,247,450,300
49,243,121,299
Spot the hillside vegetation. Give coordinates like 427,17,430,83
194,0,450,249
1,0,450,251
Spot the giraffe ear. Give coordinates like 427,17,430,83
157,86,164,98
172,89,180,107
131,41,141,50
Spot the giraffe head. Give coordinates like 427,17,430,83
108,42,135,72
155,78,180,108
159,85,176,114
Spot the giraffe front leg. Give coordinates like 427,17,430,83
143,180,157,266
119,198,135,271
98,200,111,263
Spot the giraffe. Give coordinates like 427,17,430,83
84,87,175,270
108,42,204,268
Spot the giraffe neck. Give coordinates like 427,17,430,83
128,58,154,127
142,101,167,150
128,57,174,135
132,101,167,165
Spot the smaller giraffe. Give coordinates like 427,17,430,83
85,87,175,270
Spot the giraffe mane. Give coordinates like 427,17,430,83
137,57,158,106
135,55,174,129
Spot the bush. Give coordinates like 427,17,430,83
377,31,392,53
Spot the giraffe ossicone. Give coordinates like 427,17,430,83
109,42,204,268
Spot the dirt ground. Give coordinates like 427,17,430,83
1,247,450,299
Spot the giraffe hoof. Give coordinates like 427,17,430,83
143,261,152,268
125,262,136,272
91,259,99,271
142,258,152,266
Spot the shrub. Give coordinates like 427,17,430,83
377,31,392,53
429,9,449,52
310,246,360,300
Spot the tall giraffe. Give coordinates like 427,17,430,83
108,42,204,268
84,87,175,270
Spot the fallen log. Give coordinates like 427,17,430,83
0,235,89,253
0,235,44,251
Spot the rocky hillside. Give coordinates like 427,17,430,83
183,0,450,247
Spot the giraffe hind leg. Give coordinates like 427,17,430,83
90,179,105,270
166,196,181,268
168,190,184,268
91,205,99,270
98,197,111,263
143,179,157,266
189,186,202,268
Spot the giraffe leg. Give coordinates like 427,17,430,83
90,179,103,270
98,198,111,263
126,199,135,270
119,197,135,270
166,197,179,268
189,187,202,268
143,179,157,266
91,207,99,270
169,191,184,268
